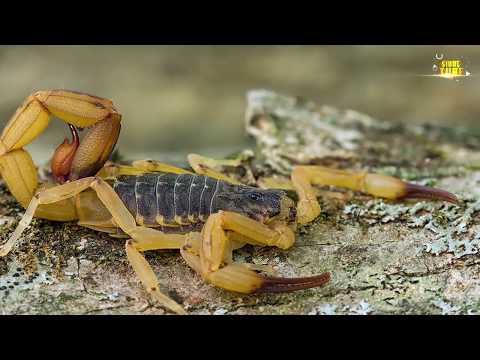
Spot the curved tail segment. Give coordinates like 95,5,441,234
0,90,121,220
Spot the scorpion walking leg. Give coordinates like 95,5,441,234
291,165,459,224
97,160,194,179
125,241,187,315
132,159,194,175
182,247,330,294
187,153,243,185
99,154,241,181
90,178,190,314
199,211,295,272
181,210,330,294
1,176,187,314
182,231,275,275
0,177,96,256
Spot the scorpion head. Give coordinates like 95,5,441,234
216,185,296,224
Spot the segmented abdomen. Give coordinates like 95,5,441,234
112,173,222,227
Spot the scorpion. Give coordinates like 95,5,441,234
0,90,458,314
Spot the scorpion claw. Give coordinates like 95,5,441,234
401,182,459,205
256,272,331,293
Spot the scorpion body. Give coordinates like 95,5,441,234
112,172,293,232
0,90,459,314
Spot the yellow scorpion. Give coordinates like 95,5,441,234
0,90,458,314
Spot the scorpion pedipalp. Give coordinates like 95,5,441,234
400,182,459,204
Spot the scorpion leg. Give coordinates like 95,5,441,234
291,165,459,225
0,177,96,256
1,176,187,314
97,160,194,179
199,211,295,273
187,153,243,185
181,244,330,294
182,231,275,274
100,152,244,184
131,159,194,175
125,241,187,315
180,210,330,294
90,177,196,314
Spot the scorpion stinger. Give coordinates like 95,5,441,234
51,124,80,184
0,90,121,212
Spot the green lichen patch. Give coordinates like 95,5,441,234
340,192,480,260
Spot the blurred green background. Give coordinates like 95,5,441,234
0,45,478,164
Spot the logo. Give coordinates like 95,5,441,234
430,53,471,81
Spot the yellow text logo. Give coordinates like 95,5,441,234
432,54,471,80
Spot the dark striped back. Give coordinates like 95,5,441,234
113,173,224,226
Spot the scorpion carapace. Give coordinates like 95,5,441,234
0,90,459,315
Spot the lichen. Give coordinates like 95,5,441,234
433,299,461,315
308,303,337,315
341,194,480,259
349,300,374,315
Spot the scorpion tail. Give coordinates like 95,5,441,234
255,272,331,293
